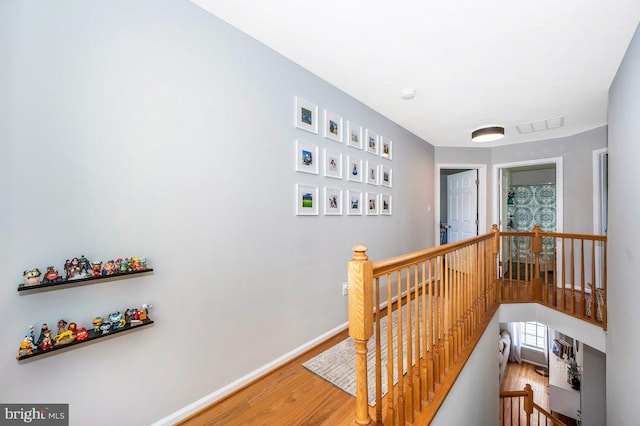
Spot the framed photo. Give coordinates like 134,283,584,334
324,187,343,215
367,160,379,185
366,129,379,155
295,140,319,174
347,121,363,150
295,97,318,134
347,190,362,216
296,184,319,216
324,148,342,179
381,165,392,188
381,137,392,160
380,194,392,215
324,110,343,143
366,192,378,216
347,156,363,183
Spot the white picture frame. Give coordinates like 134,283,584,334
367,160,379,185
324,187,343,215
347,190,362,216
366,129,379,155
381,165,392,188
324,148,343,179
324,110,343,143
381,137,392,160
347,156,363,183
347,121,363,150
295,140,319,174
380,194,392,215
295,96,318,134
366,192,378,216
296,184,319,216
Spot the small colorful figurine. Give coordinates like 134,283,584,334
36,323,50,346
75,327,89,341
39,329,52,351
91,261,102,277
138,257,148,271
42,266,61,284
78,255,91,275
116,258,129,273
23,268,41,286
54,329,75,346
109,312,125,330
99,322,112,335
17,336,36,359
102,260,117,276
91,316,104,334
57,319,68,335
66,257,81,279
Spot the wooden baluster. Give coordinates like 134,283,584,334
591,240,596,322
532,225,542,302
437,255,447,383
603,241,608,329
385,272,395,425
427,258,435,399
444,253,451,372
420,261,428,402
396,270,405,426
374,277,382,424
561,238,566,311
406,267,414,423
580,239,586,318
570,239,576,315
347,244,373,426
452,251,459,359
414,263,422,410
552,237,558,308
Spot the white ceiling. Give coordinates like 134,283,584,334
191,0,640,147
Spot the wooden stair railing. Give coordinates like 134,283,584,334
347,225,607,425
499,225,608,329
500,384,567,426
348,227,501,425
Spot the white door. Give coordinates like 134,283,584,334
447,169,478,243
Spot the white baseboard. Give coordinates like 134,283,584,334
151,321,348,426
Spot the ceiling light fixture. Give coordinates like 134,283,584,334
471,126,505,142
401,89,416,100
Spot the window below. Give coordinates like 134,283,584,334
520,321,546,351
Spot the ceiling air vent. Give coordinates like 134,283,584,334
516,117,565,135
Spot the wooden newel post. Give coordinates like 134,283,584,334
523,384,533,426
348,244,373,426
532,224,543,301
491,224,500,302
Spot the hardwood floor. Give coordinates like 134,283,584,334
501,361,549,409
177,328,356,426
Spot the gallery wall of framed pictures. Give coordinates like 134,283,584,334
294,96,394,217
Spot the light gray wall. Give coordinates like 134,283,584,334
607,22,640,426
0,1,435,424
581,344,606,426
510,168,556,185
492,126,607,234
432,311,500,426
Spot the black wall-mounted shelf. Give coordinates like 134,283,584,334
18,269,153,292
17,318,154,361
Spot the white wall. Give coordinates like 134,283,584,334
431,311,500,426
0,1,435,424
607,22,640,426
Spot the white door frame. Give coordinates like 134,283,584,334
435,163,487,246
592,148,608,235
491,157,564,233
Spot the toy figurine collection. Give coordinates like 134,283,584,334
16,304,153,360
22,255,148,286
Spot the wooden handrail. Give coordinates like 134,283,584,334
500,384,567,426
348,225,604,425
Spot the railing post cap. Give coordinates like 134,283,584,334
491,224,499,232
351,244,369,261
